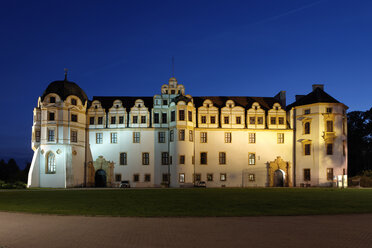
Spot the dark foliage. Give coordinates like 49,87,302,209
0,159,30,184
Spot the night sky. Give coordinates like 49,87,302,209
1,0,371,167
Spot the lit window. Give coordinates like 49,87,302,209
111,133,117,143
304,169,311,181
278,133,284,143
179,155,185,164
200,132,207,143
161,152,169,165
220,173,226,181
133,132,140,143
48,129,55,142
219,152,226,165
249,174,255,181
120,152,127,165
46,152,56,174
249,133,256,143
327,168,333,181
200,152,207,164
248,153,255,165
142,152,149,165
96,133,103,144
71,130,78,143
179,110,185,121
179,129,185,141
179,173,185,183
224,132,231,143
158,132,165,143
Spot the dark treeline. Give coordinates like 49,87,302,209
348,108,372,177
0,159,30,183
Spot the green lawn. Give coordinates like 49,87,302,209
0,188,371,217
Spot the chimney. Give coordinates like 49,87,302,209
312,84,324,91
274,91,286,107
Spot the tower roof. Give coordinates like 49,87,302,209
41,79,88,104
286,87,340,109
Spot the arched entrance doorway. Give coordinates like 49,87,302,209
95,169,107,187
274,170,284,187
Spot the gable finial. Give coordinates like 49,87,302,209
64,68,68,81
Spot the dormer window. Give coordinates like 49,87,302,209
48,112,55,121
171,90,175,94
275,107,279,110
71,114,78,122
141,116,146,123
326,107,333,113
278,117,284,125
95,105,98,109
50,97,56,103
71,99,77,105
304,109,310,115
163,100,168,105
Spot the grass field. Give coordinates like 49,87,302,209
0,188,372,217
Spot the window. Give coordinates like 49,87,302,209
210,116,216,124
327,168,333,181
236,116,241,124
270,117,276,124
71,130,78,143
342,119,346,135
142,152,149,165
48,129,55,142
133,174,139,182
161,152,169,165
224,132,231,143
179,173,185,183
119,116,124,124
304,169,311,181
163,100,168,105
171,90,175,94
249,117,255,125
133,132,140,143
200,132,207,143
194,173,201,182
71,114,78,122
111,116,116,124
46,152,56,174
111,133,117,143
158,132,165,143
326,143,333,155
277,133,284,144
89,117,95,125
249,133,256,143
188,111,192,121
248,153,255,165
141,116,146,124
278,117,284,125
144,174,151,182
224,116,229,124
133,116,138,124
219,152,226,164
257,117,263,124
326,107,333,113
114,174,121,182
304,109,310,115
71,99,77,105
162,113,167,123
170,156,173,165
201,116,207,124
192,156,195,165
179,129,185,141
96,133,103,144
162,173,169,183
179,110,185,121
304,143,311,155
48,112,55,121
207,174,213,181
171,111,175,122
200,152,207,164
98,116,103,125
154,113,159,124
35,130,41,142
249,174,255,181
304,122,310,134
120,152,127,165
220,173,226,181
170,130,174,142
189,130,193,142
50,97,56,103
326,120,333,132
179,155,185,164
343,141,346,156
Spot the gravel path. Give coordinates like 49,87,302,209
0,212,371,248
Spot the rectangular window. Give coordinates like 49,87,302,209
327,168,334,181
257,117,263,124
96,133,103,144
48,129,55,142
219,152,226,164
278,117,284,125
249,133,256,143
115,174,122,182
200,152,207,164
50,97,56,103
200,132,207,143
271,117,276,124
249,117,255,125
154,113,159,124
111,116,116,124
304,169,311,181
133,174,139,182
210,116,216,124
144,174,151,182
89,117,95,125
71,99,77,105
71,130,78,143
133,132,140,143
171,111,175,122
71,114,78,122
224,132,231,143
48,112,55,121
120,152,127,165
158,132,165,143
161,152,169,165
343,141,346,156
220,173,227,181
249,174,255,181
170,130,174,142
207,174,213,181
236,116,241,124
326,107,333,113
162,173,169,183
326,143,333,155
304,109,311,115
304,143,311,155
194,173,201,182
179,129,185,141
179,110,185,121
133,116,138,124
277,133,284,144
170,156,173,165
201,116,207,124
326,120,333,132
163,100,168,105
162,113,167,123
119,116,124,124
142,152,150,165
111,133,117,143
224,116,229,124
98,116,103,125
248,153,255,165
179,155,185,164
35,130,41,142
141,116,146,124
179,173,185,183
188,111,192,122
304,122,311,134
189,130,193,142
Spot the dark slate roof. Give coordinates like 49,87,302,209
286,87,340,109
41,79,88,103
92,96,154,112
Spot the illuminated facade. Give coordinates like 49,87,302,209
28,76,348,188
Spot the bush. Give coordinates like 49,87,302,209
0,181,26,189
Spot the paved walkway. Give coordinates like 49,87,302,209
0,212,371,248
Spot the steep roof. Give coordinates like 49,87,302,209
286,87,340,109
92,96,154,112
41,79,88,104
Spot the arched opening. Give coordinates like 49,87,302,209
95,169,107,187
274,170,284,187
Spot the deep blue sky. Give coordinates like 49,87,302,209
1,0,372,167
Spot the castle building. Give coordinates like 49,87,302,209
27,75,348,188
